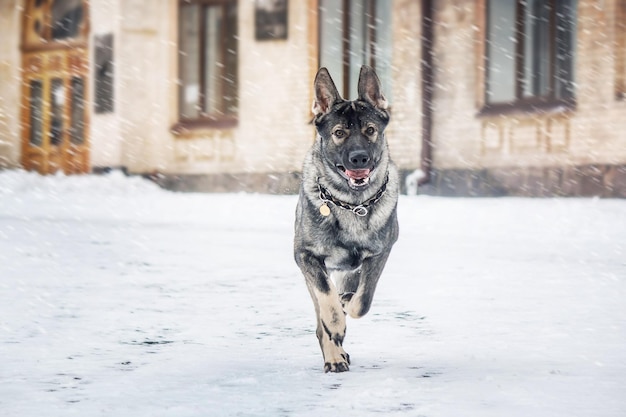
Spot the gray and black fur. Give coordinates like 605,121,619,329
294,66,399,373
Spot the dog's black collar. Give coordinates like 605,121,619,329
316,174,389,217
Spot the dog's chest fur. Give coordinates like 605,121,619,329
297,159,399,271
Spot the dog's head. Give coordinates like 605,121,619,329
312,66,390,191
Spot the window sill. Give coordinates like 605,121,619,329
171,117,238,135
477,100,576,118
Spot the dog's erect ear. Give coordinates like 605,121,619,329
312,67,342,116
357,65,388,110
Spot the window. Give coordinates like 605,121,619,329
318,0,392,101
22,0,88,49
178,0,238,127
485,0,577,111
50,0,84,40
94,33,114,114
254,0,288,40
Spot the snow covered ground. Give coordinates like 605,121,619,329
1,170,625,417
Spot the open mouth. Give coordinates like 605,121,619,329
336,165,372,188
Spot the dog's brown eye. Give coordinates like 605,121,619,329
334,129,346,138
365,126,376,136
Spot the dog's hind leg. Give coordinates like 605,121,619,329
330,269,360,310
343,250,392,319
297,253,350,372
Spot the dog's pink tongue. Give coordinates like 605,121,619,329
345,169,370,180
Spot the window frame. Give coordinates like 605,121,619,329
481,0,577,115
175,0,238,131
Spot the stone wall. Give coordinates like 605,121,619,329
153,164,626,198
0,1,21,168
418,165,626,198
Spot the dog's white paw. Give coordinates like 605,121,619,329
324,349,350,373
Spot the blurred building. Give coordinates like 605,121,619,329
0,0,625,196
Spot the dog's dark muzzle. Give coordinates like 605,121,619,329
337,149,375,189
346,150,371,170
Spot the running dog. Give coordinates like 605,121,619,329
294,65,399,372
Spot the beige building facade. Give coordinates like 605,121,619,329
0,0,624,196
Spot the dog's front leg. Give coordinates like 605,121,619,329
311,282,351,373
296,251,350,372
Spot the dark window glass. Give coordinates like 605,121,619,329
29,80,44,146
486,0,516,103
319,0,392,101
254,0,288,40
51,0,84,40
70,77,85,144
554,0,576,100
49,78,64,146
95,33,114,114
178,0,238,121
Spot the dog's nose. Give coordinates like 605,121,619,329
347,150,370,169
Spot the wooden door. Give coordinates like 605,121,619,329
20,0,90,174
